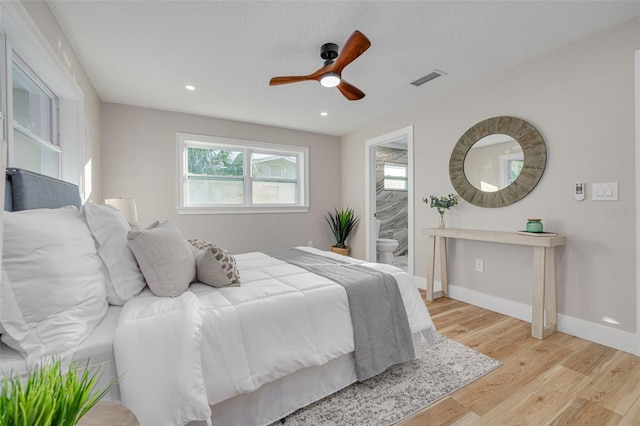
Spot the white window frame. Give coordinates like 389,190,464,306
499,152,524,188
10,52,61,177
383,161,408,191
177,132,309,214
1,2,85,193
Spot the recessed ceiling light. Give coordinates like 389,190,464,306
185,85,195,91
320,112,328,116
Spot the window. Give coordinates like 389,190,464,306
178,133,309,214
11,55,60,178
507,159,524,185
1,2,85,191
499,153,524,188
383,162,408,191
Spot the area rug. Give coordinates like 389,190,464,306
277,334,501,426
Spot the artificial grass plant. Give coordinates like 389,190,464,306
0,358,114,426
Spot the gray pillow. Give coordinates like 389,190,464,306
188,239,240,288
127,222,196,297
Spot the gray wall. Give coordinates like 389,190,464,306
376,146,408,256
101,103,341,254
341,19,639,343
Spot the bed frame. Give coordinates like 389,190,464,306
4,167,81,212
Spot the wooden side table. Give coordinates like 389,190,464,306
78,401,139,426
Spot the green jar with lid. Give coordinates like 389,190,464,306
526,218,543,233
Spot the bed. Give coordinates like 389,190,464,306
1,168,436,426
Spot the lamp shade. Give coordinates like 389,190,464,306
104,198,138,224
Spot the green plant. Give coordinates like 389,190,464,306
325,207,360,249
423,194,459,214
0,358,114,426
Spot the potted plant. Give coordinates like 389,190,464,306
0,358,115,425
424,194,458,229
325,207,360,256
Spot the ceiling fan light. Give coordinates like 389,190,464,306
320,73,341,88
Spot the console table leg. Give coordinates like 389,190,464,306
426,235,436,301
439,237,448,297
544,247,558,338
532,246,545,339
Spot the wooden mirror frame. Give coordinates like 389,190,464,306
449,116,546,208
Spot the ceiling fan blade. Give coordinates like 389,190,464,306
337,80,365,101
269,66,327,86
269,75,318,86
328,30,371,74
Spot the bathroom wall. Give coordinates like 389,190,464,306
375,146,408,256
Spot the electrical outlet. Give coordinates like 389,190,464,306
475,259,484,272
307,240,313,247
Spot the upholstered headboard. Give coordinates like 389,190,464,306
4,168,81,212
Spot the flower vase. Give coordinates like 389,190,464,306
439,211,446,229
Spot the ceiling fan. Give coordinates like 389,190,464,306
269,30,371,101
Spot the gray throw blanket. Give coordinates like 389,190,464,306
265,248,415,381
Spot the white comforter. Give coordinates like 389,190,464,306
113,247,434,426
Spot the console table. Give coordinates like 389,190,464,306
423,228,566,340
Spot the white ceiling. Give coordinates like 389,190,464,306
47,1,640,137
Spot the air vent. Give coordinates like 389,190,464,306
410,70,445,87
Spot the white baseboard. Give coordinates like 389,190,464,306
412,275,639,355
413,275,440,292
413,275,426,290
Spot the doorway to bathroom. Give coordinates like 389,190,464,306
365,126,414,277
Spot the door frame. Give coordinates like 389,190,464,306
635,50,639,355
365,126,414,277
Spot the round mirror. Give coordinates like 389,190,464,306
463,134,523,192
450,116,546,208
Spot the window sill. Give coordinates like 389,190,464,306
177,205,309,215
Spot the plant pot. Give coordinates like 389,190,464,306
331,246,350,256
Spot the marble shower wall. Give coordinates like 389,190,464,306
376,146,408,256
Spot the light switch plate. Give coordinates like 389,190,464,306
592,182,618,201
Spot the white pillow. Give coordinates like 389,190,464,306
83,203,147,305
127,221,196,297
1,206,108,365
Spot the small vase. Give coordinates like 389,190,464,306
439,211,446,229
526,218,543,233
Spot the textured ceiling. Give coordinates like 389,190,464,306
47,1,640,136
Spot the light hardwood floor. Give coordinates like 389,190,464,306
397,295,640,425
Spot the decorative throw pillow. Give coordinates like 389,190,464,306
127,221,196,297
188,239,241,288
83,203,147,305
1,206,108,365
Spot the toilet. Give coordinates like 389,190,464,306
375,220,399,264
